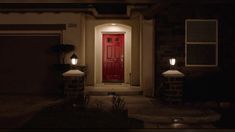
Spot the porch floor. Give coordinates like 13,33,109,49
85,83,142,95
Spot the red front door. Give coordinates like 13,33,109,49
102,34,124,82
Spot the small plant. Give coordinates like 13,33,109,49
95,100,104,110
112,95,128,116
84,94,90,106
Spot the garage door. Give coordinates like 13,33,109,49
0,34,60,94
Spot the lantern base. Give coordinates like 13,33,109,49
71,65,78,70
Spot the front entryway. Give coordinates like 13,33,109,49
102,34,124,82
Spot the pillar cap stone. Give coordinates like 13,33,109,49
162,70,184,77
63,69,84,77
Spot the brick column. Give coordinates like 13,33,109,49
161,70,184,103
62,69,85,106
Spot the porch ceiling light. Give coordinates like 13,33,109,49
70,53,78,65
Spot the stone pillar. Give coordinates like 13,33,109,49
63,69,85,106
161,70,184,103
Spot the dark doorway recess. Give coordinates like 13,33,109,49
0,34,61,95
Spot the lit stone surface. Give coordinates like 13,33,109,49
162,70,184,77
62,69,84,77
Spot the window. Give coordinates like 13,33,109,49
107,38,112,43
185,19,218,66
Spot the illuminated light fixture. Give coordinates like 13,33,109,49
171,123,185,128
172,117,184,123
169,58,176,66
70,53,78,65
111,23,116,26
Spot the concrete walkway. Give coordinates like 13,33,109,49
0,95,220,129
0,95,63,129
88,96,220,128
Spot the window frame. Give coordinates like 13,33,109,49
185,19,218,67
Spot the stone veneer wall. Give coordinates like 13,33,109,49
154,3,235,100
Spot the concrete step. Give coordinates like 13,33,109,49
86,90,143,96
84,85,143,96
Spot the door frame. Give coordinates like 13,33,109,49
94,23,132,85
102,33,125,83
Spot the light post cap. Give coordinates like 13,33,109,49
162,70,184,77
63,69,84,77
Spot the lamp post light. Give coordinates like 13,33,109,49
70,53,78,66
162,58,184,103
169,58,176,69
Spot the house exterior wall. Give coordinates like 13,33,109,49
142,20,155,97
154,4,235,100
0,12,86,65
0,12,155,96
